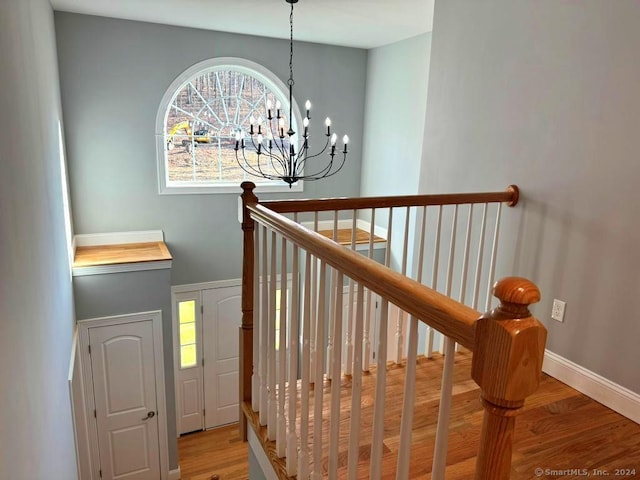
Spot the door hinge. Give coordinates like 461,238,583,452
88,345,91,355
373,351,376,360
99,469,102,478
94,409,97,418
203,408,206,417
201,305,203,314
201,357,204,367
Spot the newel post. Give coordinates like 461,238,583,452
240,181,258,441
472,277,547,480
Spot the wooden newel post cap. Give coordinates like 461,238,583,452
472,277,547,408
241,181,256,193
240,182,258,229
493,276,540,318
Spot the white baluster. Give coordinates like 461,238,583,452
276,238,288,457
286,225,299,476
344,211,357,375
259,226,268,425
267,231,277,440
347,283,365,480
485,202,503,312
439,205,458,354
395,206,411,364
309,213,318,383
472,204,488,310
396,205,427,480
459,205,473,305
455,205,473,352
396,314,419,480
298,252,312,480
369,298,389,480
328,271,344,478
426,206,442,358
311,261,327,480
326,211,338,380
431,336,456,480
252,225,260,412
363,208,376,372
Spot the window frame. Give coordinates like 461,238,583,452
156,57,304,195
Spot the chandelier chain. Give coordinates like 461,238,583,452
289,2,294,87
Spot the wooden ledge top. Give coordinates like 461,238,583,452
73,241,172,269
316,227,386,246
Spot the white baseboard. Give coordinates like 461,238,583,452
168,466,181,480
543,350,640,424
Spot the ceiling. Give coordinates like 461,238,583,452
51,0,434,49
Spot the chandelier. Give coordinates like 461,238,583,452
234,0,349,188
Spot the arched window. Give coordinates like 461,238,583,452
156,58,303,194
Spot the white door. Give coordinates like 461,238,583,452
89,321,161,480
203,286,242,429
174,293,204,434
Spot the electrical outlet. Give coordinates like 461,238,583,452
551,299,566,322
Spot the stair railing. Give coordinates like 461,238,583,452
239,181,546,479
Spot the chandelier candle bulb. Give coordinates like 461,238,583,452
305,100,311,118
276,100,282,118
325,117,331,136
343,135,349,153
267,100,273,119
303,117,309,136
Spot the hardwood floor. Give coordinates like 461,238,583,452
178,353,640,479
178,424,249,480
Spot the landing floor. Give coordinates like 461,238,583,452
179,353,640,479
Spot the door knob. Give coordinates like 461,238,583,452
142,411,156,420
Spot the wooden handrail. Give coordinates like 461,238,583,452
260,185,519,213
247,199,479,349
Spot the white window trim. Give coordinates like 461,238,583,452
156,57,304,195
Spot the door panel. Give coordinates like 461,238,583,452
89,321,160,480
203,287,242,429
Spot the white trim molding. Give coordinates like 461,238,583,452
543,350,640,424
171,278,242,295
168,467,181,480
73,260,172,277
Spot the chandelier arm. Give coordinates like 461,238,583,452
300,153,347,181
263,150,290,175
265,118,290,160
301,155,335,178
235,149,268,178
299,135,332,162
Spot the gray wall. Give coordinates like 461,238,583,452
422,0,640,393
361,33,431,197
74,268,178,468
55,13,367,286
360,34,432,280
0,0,77,478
